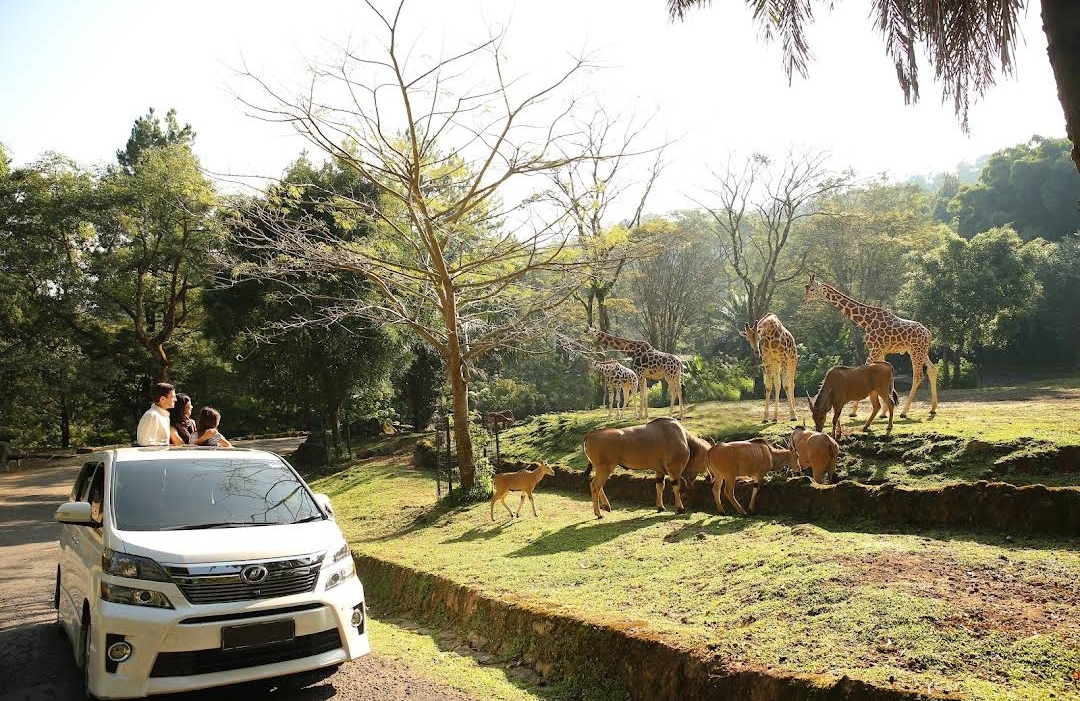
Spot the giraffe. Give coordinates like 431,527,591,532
740,313,799,422
589,328,686,420
804,273,938,418
591,359,639,418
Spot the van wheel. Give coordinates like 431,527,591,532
82,617,99,701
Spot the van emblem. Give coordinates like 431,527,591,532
240,565,269,584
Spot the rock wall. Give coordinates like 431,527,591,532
500,462,1080,535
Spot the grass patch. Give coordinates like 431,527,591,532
314,444,1080,701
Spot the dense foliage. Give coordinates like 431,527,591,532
3,116,1079,451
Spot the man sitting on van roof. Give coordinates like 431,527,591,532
136,382,176,446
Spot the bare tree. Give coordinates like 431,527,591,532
696,149,852,331
626,218,725,353
228,0,627,490
541,107,667,332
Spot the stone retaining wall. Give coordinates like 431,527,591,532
501,463,1080,536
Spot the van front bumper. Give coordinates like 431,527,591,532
87,577,369,699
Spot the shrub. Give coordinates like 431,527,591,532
797,351,843,396
84,429,132,447
680,355,754,403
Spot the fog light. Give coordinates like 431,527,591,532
107,641,132,663
351,609,363,626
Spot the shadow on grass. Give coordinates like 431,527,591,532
500,510,755,558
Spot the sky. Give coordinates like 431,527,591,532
0,0,1067,217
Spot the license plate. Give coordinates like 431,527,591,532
221,619,295,650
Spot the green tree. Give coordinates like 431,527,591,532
90,111,220,383
209,154,399,455
948,136,1080,241
901,226,1041,384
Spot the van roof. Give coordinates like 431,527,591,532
107,446,278,463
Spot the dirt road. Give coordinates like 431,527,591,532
0,440,481,701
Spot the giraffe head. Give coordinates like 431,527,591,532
803,273,825,306
739,322,762,359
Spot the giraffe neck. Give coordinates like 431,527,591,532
819,284,884,330
595,330,648,353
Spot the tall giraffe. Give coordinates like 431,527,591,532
740,313,799,422
591,359,639,418
804,274,938,417
589,329,686,419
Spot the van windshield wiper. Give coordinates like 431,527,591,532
162,521,275,530
292,515,325,524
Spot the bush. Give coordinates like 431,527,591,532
470,377,542,418
796,351,843,396
84,429,132,447
680,355,754,403
937,358,979,389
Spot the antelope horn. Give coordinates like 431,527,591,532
806,390,814,411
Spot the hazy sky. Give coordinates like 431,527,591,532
0,0,1066,215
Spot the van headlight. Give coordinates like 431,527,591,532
102,548,170,582
101,582,174,609
324,548,355,591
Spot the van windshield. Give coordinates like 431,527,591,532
112,457,324,531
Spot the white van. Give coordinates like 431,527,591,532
54,446,370,699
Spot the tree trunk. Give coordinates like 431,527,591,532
1042,0,1080,171
60,393,71,449
447,346,475,491
596,289,611,333
148,341,170,383
328,400,342,459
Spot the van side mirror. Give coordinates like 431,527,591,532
313,493,335,519
56,501,99,526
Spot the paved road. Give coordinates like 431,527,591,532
0,440,481,701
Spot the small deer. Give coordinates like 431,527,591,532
490,460,556,521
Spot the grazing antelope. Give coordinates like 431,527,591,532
810,362,899,438
788,425,840,484
582,418,710,519
705,438,799,515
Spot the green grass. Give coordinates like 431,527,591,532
312,383,1080,701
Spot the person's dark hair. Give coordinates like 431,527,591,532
197,407,221,433
151,382,175,402
169,394,191,426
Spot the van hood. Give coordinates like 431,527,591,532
112,520,344,564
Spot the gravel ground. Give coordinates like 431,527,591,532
0,440,482,701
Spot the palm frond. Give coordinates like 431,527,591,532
667,0,1025,131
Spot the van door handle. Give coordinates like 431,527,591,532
70,533,78,545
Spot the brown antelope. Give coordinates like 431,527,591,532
704,438,799,515
788,425,840,484
490,460,555,521
809,362,899,438
582,418,710,519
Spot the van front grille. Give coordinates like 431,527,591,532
165,553,324,605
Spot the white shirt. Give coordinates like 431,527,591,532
136,404,171,446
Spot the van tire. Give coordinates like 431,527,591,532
82,615,99,701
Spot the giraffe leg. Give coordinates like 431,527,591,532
784,358,798,421
671,377,684,420
926,358,939,415
639,375,648,419
770,366,781,422
901,362,924,418
761,367,771,422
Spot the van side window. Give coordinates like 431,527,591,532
70,462,98,502
86,466,105,523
